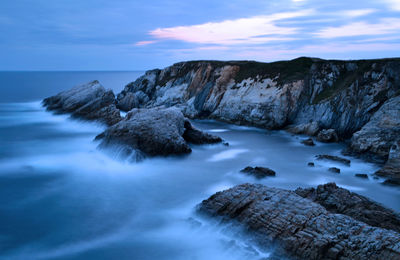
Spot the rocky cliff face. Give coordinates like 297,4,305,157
117,57,400,162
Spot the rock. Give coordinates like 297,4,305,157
286,121,320,136
355,173,369,179
351,96,400,162
222,141,229,146
328,167,340,173
375,140,400,186
295,183,400,233
307,162,315,167
117,58,400,162
95,107,221,159
182,120,222,145
316,129,339,143
301,138,315,146
198,183,400,260
240,166,276,179
316,154,351,165
43,80,121,126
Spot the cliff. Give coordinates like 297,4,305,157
116,57,400,165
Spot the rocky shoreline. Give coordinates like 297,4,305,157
41,57,400,259
198,183,400,259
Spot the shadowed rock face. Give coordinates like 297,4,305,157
198,183,400,260
95,107,221,159
375,140,400,185
42,80,121,126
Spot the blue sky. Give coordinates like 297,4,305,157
1,0,400,70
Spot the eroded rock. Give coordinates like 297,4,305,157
316,154,351,165
316,129,339,143
375,140,400,186
301,138,315,146
95,107,221,159
198,183,400,259
43,80,121,125
240,166,276,179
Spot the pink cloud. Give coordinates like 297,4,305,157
135,40,157,46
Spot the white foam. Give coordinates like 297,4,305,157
207,149,248,162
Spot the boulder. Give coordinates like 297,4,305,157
286,121,320,136
355,173,369,179
240,166,276,179
301,138,315,146
307,162,315,167
198,183,400,260
182,120,222,145
295,183,400,233
316,154,351,165
95,107,221,158
328,167,341,173
316,129,339,143
42,80,121,126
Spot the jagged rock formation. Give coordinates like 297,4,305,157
198,183,400,259
375,140,400,185
116,58,400,164
43,80,121,126
95,107,221,159
240,166,276,179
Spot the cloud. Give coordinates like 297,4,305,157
146,10,313,45
342,9,376,17
315,18,400,38
384,0,400,11
135,40,157,46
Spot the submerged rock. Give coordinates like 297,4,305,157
95,107,221,158
301,137,315,146
316,129,339,143
42,80,121,125
355,173,369,179
198,183,400,259
307,162,315,167
316,154,351,165
240,166,276,179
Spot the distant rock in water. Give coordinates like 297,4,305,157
198,183,400,259
316,154,351,165
95,107,221,159
301,137,315,146
328,167,341,173
42,80,121,126
355,173,369,179
316,129,339,143
240,166,276,179
307,162,315,167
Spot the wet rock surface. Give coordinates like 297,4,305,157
240,166,276,179
43,80,121,126
95,107,221,158
328,167,341,173
316,129,339,143
375,140,400,186
301,138,315,146
198,183,400,260
295,183,400,233
316,154,351,165
355,173,369,179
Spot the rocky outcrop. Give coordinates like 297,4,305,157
375,140,400,186
295,183,400,233
351,96,400,162
95,107,221,159
43,80,121,125
240,166,276,179
116,58,400,163
198,183,400,259
328,167,341,173
316,155,351,165
301,137,315,146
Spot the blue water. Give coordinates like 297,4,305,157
0,72,399,260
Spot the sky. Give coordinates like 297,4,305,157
0,0,400,70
